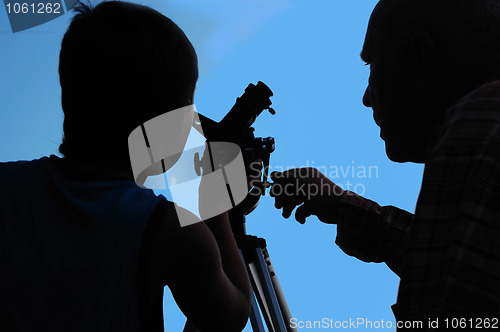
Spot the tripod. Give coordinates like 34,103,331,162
183,188,297,332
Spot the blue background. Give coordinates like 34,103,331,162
0,0,424,330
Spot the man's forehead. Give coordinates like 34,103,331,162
360,1,388,63
360,18,377,63
360,0,410,63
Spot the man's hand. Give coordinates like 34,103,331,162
270,167,393,264
270,167,345,224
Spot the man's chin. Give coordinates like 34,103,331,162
385,142,426,163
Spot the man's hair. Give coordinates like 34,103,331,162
58,0,198,163
372,0,500,87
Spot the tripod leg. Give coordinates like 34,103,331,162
241,248,267,332
249,289,266,332
262,248,297,332
183,235,296,332
248,261,273,329
251,247,288,332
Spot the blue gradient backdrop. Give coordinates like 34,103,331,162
0,1,424,330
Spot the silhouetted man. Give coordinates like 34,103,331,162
0,2,250,331
271,0,500,327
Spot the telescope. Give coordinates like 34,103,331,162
193,81,276,198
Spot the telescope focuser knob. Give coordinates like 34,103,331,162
268,107,276,115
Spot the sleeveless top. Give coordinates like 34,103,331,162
0,156,165,331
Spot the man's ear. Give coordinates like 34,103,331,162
409,31,435,84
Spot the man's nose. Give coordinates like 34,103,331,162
363,86,372,108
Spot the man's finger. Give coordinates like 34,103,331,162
274,196,285,209
282,200,299,219
295,203,313,224
270,180,301,199
271,168,303,181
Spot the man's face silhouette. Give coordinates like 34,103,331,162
361,3,437,163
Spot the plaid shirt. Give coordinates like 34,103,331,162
335,80,500,326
